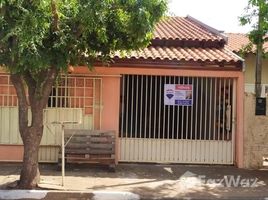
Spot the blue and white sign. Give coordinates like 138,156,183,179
164,84,193,106
164,84,175,105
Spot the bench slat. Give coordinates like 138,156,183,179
59,129,117,168
65,149,115,154
65,143,114,149
65,137,114,143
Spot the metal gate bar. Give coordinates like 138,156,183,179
119,75,235,164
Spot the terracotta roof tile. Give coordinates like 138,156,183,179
226,33,268,53
114,46,241,64
153,17,224,43
112,17,243,67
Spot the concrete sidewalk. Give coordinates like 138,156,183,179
0,163,267,199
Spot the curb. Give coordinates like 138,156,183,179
0,190,267,200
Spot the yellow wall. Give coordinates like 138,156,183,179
244,54,268,84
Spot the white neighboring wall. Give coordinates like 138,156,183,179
245,84,268,97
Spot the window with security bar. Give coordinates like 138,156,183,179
0,74,18,107
119,75,234,141
48,77,68,108
47,76,100,114
46,75,102,129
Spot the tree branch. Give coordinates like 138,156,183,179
25,67,58,128
51,0,59,32
41,67,58,108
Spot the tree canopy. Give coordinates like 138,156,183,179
0,0,167,74
0,0,167,189
240,0,268,50
240,0,268,97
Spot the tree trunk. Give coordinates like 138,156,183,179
10,69,58,189
255,9,264,98
18,126,43,189
255,41,263,98
18,100,47,189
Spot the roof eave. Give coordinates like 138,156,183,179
150,38,225,48
96,58,243,71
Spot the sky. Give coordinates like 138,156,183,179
168,0,252,33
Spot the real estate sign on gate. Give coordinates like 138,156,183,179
164,84,193,106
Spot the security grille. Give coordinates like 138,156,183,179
119,75,236,164
47,75,102,130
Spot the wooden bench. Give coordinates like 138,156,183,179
58,129,117,171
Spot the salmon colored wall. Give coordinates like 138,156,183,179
73,66,242,78
101,76,121,131
0,145,23,161
101,76,121,164
236,73,244,168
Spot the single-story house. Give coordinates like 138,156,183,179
0,16,245,167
